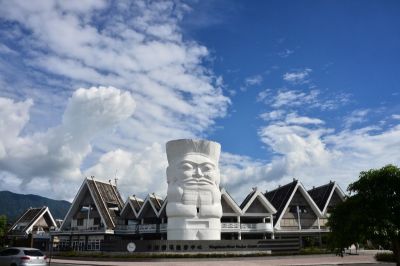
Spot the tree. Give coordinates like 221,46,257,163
0,215,6,247
328,165,400,265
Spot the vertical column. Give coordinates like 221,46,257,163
237,216,241,240
271,215,275,239
86,204,91,230
296,205,302,230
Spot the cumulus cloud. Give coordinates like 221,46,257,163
0,86,135,199
86,143,168,198
221,89,400,202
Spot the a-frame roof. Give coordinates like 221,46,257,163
120,195,144,218
241,188,277,215
149,193,164,213
9,206,57,235
308,181,346,213
60,177,123,230
157,197,168,219
221,188,242,215
265,179,323,227
265,180,297,222
137,194,162,219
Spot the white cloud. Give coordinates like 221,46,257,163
264,89,349,111
278,49,294,58
222,114,400,202
285,113,324,125
86,143,168,199
283,68,312,84
0,86,136,199
219,88,399,202
344,109,370,128
271,89,319,108
245,75,263,86
392,114,400,120
241,74,263,91
0,43,17,55
256,89,270,102
259,110,285,121
0,0,230,200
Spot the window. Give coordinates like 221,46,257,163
77,218,84,226
93,217,101,225
87,239,101,251
299,206,308,213
0,249,20,256
23,250,44,256
289,205,308,214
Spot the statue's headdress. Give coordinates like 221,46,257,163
166,139,221,165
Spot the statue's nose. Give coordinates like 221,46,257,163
194,167,203,178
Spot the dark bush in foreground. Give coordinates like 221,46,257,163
375,252,395,262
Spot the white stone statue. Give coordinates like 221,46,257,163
166,139,222,240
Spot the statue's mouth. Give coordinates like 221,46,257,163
182,177,214,185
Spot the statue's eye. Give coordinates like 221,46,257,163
201,164,214,172
181,163,193,170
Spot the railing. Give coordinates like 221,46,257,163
240,223,273,232
138,224,157,233
222,223,273,232
62,226,107,233
32,232,50,238
115,225,137,231
221,223,240,231
278,226,329,232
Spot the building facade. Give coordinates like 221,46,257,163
51,177,345,251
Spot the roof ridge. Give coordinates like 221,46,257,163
90,178,115,228
23,206,47,233
109,179,123,209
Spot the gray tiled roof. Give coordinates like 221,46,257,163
129,196,144,213
9,207,47,234
86,179,124,229
265,180,298,225
240,190,256,209
308,182,335,212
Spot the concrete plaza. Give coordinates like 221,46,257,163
50,251,395,266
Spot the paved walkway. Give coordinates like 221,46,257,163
50,252,393,266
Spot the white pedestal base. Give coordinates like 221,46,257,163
167,218,221,240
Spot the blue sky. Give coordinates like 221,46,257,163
0,0,399,201
189,0,400,158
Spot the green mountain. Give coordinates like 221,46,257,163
0,191,71,222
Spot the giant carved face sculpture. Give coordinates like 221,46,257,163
166,139,221,188
166,139,222,240
167,153,220,187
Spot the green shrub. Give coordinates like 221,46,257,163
375,252,395,262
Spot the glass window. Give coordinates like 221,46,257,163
94,217,101,225
23,250,44,256
0,249,20,256
289,206,297,213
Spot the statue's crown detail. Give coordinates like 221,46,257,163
166,139,221,165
